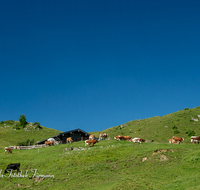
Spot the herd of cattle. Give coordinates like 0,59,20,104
3,134,200,174
4,134,200,154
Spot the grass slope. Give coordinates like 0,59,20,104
0,120,62,149
1,140,200,190
91,106,200,142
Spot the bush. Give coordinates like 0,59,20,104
34,122,42,129
186,130,195,137
0,121,4,124
172,125,178,130
13,123,21,130
174,130,180,134
17,139,34,146
184,108,189,110
4,120,14,124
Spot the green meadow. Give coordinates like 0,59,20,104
1,106,200,189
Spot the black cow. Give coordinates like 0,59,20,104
4,163,20,173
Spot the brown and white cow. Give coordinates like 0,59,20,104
4,147,12,153
66,137,73,143
169,139,180,144
123,136,132,141
114,135,124,141
89,135,95,140
85,140,99,147
131,138,145,144
172,136,184,143
45,141,54,147
169,139,173,143
14,146,21,150
99,133,109,140
191,136,200,144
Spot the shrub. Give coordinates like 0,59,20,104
0,121,4,124
186,130,195,137
17,139,34,146
13,123,21,130
34,122,42,129
4,120,14,124
172,125,178,130
174,130,180,134
184,108,189,110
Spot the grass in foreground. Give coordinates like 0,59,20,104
1,140,200,190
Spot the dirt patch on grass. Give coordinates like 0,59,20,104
152,149,174,155
159,154,168,161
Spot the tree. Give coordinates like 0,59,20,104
19,115,27,128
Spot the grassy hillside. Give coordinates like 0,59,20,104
91,106,200,143
0,120,62,149
1,140,200,189
1,106,200,189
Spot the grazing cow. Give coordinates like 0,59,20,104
89,135,95,140
172,136,184,143
123,136,132,141
66,137,73,143
99,133,109,140
45,141,54,147
191,136,200,144
131,138,145,144
85,140,99,147
114,135,124,141
4,163,20,173
4,147,12,153
169,139,180,144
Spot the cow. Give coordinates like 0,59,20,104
114,135,124,141
131,138,145,144
45,141,54,147
4,147,12,153
14,146,21,150
99,133,109,140
4,163,20,174
89,135,95,140
172,136,184,143
191,136,200,144
169,139,180,144
123,136,132,141
66,137,73,143
85,140,99,147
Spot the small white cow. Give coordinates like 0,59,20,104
131,138,145,144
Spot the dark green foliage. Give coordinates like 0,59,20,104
174,130,180,134
172,125,177,130
186,129,195,137
17,139,34,146
4,120,14,124
13,123,21,130
184,108,189,110
34,122,42,129
0,121,4,124
19,115,27,128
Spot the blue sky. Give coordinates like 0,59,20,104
1,0,200,132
